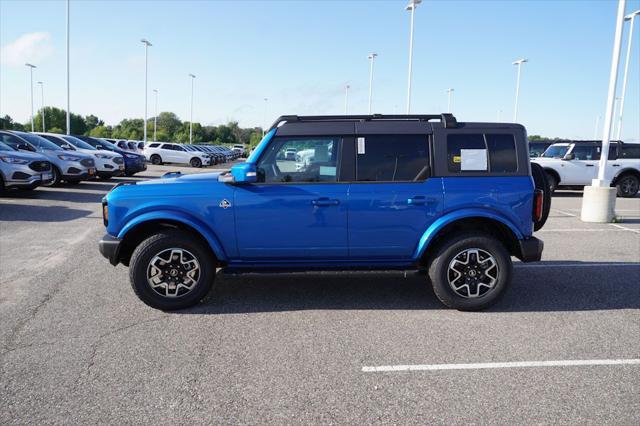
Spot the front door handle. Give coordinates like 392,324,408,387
312,197,340,207
585,164,595,167
612,164,620,167
407,196,436,206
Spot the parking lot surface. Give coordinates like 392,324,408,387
1,166,639,424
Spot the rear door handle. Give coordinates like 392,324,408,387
407,196,436,206
585,164,595,167
612,164,620,167
312,197,340,207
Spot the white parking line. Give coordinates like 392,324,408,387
551,209,577,217
537,229,628,232
514,262,639,268
362,359,640,373
610,223,640,234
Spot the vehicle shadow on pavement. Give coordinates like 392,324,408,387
0,203,93,222
5,189,106,204
177,262,640,314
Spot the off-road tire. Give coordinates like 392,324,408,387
616,173,639,198
427,232,512,311
129,230,216,310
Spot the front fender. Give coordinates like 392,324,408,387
413,208,524,260
117,210,228,262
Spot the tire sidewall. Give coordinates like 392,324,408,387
130,231,215,310
190,158,202,168
151,155,162,165
617,174,639,198
428,233,512,311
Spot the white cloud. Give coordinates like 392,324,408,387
1,32,53,66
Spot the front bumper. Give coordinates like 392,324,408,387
516,236,544,262
99,234,122,266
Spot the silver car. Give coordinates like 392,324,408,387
0,140,53,193
0,131,96,185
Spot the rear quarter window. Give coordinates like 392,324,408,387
446,133,518,173
148,143,160,148
620,145,640,159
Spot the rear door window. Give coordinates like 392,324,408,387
486,134,517,172
620,144,640,159
355,134,429,182
447,133,517,173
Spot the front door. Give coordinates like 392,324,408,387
234,136,349,259
562,144,599,185
347,134,442,259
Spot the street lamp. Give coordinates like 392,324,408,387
188,73,196,144
141,39,152,144
594,116,601,140
512,58,528,122
446,88,454,113
344,85,350,114
65,0,70,134
262,97,268,137
37,81,45,132
368,53,378,114
615,9,640,140
153,89,158,142
25,63,36,132
581,0,627,223
405,0,421,114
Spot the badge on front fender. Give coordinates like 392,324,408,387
219,199,231,209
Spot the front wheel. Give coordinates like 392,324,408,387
190,157,202,168
129,230,216,310
427,233,512,311
616,174,639,198
43,166,61,187
545,172,558,193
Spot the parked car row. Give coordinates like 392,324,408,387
0,130,148,192
143,142,241,167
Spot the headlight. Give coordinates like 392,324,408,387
125,153,138,159
95,153,112,159
57,154,82,161
0,156,30,164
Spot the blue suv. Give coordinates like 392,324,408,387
99,114,547,311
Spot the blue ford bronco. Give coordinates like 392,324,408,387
99,114,548,311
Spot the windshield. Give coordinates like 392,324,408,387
63,135,97,150
92,138,117,151
0,141,16,151
15,132,64,151
542,145,569,158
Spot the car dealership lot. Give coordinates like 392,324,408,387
1,168,639,424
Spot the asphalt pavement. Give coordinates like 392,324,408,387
1,165,639,424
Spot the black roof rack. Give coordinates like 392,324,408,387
268,113,458,132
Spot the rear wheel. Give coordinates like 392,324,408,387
190,157,202,168
616,174,639,198
150,154,162,165
129,230,216,310
427,233,512,311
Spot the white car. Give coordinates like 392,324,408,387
144,142,211,168
532,141,640,197
36,133,125,179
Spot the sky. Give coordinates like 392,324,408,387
1,0,639,141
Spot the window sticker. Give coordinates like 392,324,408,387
319,166,336,176
357,137,365,154
460,149,487,171
453,155,461,164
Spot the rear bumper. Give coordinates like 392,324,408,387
99,234,122,266
516,236,544,262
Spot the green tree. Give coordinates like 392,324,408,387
0,115,24,130
156,112,182,140
31,107,87,135
89,125,111,138
84,114,103,132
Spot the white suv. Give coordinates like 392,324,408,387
532,141,640,197
144,142,211,168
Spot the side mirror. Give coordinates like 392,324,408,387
562,153,575,161
219,162,257,184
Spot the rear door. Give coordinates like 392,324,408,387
347,124,443,259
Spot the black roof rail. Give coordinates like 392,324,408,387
268,113,458,132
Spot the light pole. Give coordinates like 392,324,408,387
367,53,377,114
188,73,196,144
141,39,152,144
25,63,36,132
594,116,601,140
446,88,454,113
512,58,528,122
37,81,45,132
405,0,421,114
66,0,70,134
615,9,640,140
153,89,158,142
262,97,268,137
344,85,350,114
581,0,627,223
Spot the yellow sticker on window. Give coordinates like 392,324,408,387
453,155,461,163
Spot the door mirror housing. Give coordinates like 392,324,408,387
562,153,575,161
219,162,257,184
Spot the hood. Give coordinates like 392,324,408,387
0,150,48,162
137,171,223,186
